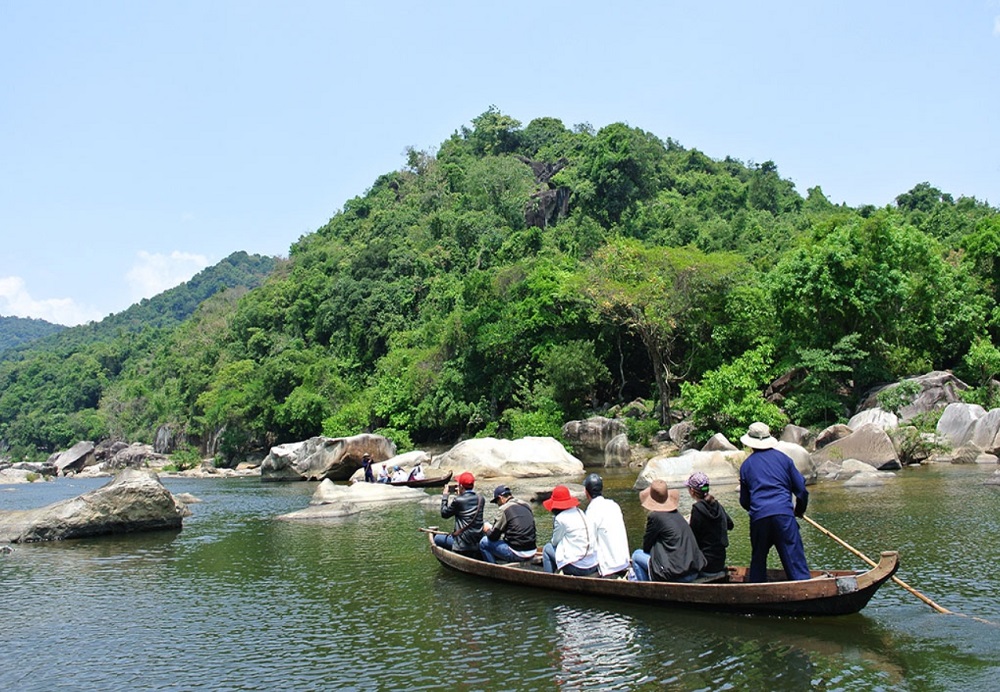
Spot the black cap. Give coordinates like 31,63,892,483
490,485,512,504
584,473,603,497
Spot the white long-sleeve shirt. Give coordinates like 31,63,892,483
586,495,631,575
551,506,599,570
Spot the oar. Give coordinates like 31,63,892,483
418,527,450,536
801,514,953,614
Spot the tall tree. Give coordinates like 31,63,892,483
582,239,744,424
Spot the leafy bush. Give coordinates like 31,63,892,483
374,426,414,454
680,344,786,442
876,379,921,415
623,417,662,447
167,447,202,472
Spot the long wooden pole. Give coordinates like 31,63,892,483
801,514,953,615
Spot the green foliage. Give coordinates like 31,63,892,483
958,336,1000,408
1,108,997,464
876,379,922,415
538,340,609,417
782,334,869,426
680,345,787,442
374,427,413,454
624,416,663,447
888,424,949,465
0,316,65,353
168,447,203,472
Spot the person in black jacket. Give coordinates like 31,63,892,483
434,471,485,556
479,485,537,563
686,472,734,578
629,480,706,582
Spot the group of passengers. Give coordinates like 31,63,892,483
434,422,811,584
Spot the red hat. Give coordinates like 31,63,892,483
456,472,475,488
543,485,579,511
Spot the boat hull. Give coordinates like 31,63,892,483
391,470,453,488
428,533,898,616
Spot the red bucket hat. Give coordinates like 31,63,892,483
543,485,579,511
456,471,475,489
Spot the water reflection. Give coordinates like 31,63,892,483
2,469,999,690
548,604,646,690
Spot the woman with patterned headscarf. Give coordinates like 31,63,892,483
686,472,734,579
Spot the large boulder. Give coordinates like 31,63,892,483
603,433,632,468
561,417,627,467
847,408,898,431
106,443,169,471
634,449,742,490
431,437,583,479
259,434,396,482
701,433,738,452
780,424,814,450
811,424,902,470
969,409,1000,455
53,441,96,475
936,402,985,448
858,371,969,422
935,402,1000,454
0,469,187,543
814,424,853,450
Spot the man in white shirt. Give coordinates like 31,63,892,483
584,473,631,578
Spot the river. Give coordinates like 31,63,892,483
1,463,998,691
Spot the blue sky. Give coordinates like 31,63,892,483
2,1,998,326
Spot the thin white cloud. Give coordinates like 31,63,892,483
994,16,1000,36
125,250,211,302
0,276,102,327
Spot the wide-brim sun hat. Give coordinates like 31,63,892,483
640,479,680,512
740,421,778,450
543,485,579,511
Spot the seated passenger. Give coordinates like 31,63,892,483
630,480,706,583
390,465,408,483
542,485,599,577
686,472,734,579
408,462,426,482
479,485,537,563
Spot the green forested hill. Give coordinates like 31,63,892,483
2,110,998,463
0,251,277,458
0,315,66,354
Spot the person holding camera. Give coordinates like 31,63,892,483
434,472,485,557
479,485,537,563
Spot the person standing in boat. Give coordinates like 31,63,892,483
362,453,375,483
583,473,630,578
479,485,537,563
738,421,811,582
541,485,599,576
434,472,485,557
685,472,734,579
630,480,706,582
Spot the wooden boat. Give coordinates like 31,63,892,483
391,470,453,488
427,532,899,616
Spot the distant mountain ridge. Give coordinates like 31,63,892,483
0,251,278,361
0,315,66,353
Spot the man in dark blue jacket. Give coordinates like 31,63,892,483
738,422,811,582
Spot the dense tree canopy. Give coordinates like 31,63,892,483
1,112,997,463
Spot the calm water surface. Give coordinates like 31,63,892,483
1,464,998,691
